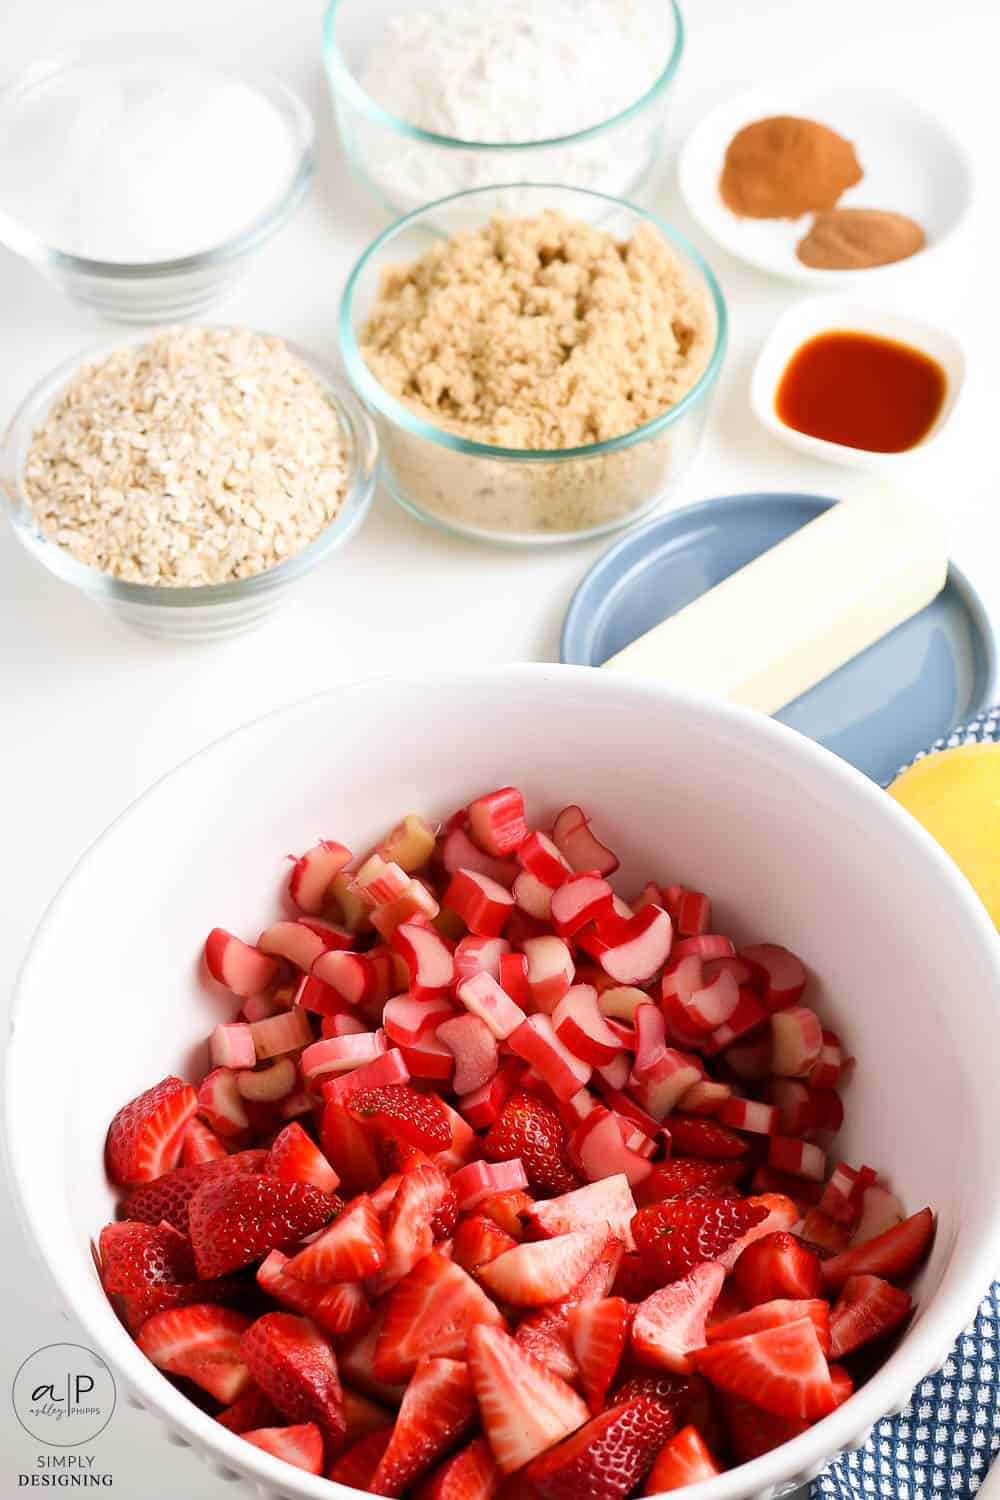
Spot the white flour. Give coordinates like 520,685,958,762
2,64,301,264
354,0,671,209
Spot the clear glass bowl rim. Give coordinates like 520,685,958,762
321,0,685,151
338,182,728,464
1,331,379,609
0,36,316,279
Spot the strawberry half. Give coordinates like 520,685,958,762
643,1424,721,1492
188,1174,334,1279
479,1224,610,1307
631,1261,726,1373
372,1162,451,1294
413,1436,499,1500
635,1158,745,1207
568,1297,630,1413
123,1150,268,1235
105,1076,198,1186
240,1312,345,1446
720,1392,810,1463
215,1386,282,1434
612,1373,717,1447
525,1396,674,1500
664,1114,749,1159
267,1122,340,1196
707,1297,831,1355
320,1100,382,1195
692,1316,836,1420
451,1215,518,1276
829,1274,912,1358
524,1175,636,1249
483,1091,578,1197
137,1303,252,1403
257,1251,370,1337
282,1195,385,1283
348,1083,452,1152
374,1248,506,1381
371,1357,477,1498
327,1428,393,1489
242,1422,324,1474
467,1324,589,1474
821,1208,935,1291
338,1306,408,1407
98,1219,196,1295
632,1197,768,1284
732,1231,823,1305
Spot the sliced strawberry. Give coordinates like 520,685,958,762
338,1306,407,1407
347,1083,452,1152
466,1324,589,1475
829,1363,855,1407
643,1425,721,1492
343,1385,395,1442
123,1150,267,1235
479,1224,610,1307
632,1197,768,1285
372,1161,451,1293
182,1117,228,1165
829,1274,912,1358
664,1114,748,1159
611,1253,659,1304
568,1297,630,1412
634,1158,745,1207
524,1175,636,1249
512,1237,624,1384
98,1219,196,1295
705,1280,748,1329
483,1091,579,1197
821,1208,935,1291
434,1187,460,1241
479,1189,534,1240
257,1251,369,1337
320,1099,382,1195
452,1215,518,1276
241,1422,324,1474
327,1427,393,1488
372,1356,477,1497
283,1194,384,1283
525,1396,674,1500
631,1261,725,1373
716,1193,800,1272
267,1122,340,1196
720,1392,810,1463
800,1206,851,1257
106,1076,198,1186
118,1274,251,1333
240,1312,345,1445
692,1316,836,1419
375,1249,507,1381
137,1304,252,1403
732,1231,822,1305
707,1297,831,1354
612,1373,716,1446
215,1386,282,1434
187,1173,334,1279
413,1436,500,1500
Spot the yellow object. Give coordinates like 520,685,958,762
601,484,947,714
888,742,1000,931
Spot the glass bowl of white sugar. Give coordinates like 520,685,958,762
323,0,684,219
0,39,315,323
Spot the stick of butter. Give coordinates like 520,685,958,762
601,485,948,714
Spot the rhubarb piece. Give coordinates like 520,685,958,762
445,868,515,938
378,814,437,873
453,935,511,987
551,806,620,877
630,1049,703,1121
517,830,572,887
740,943,808,1010
459,1056,523,1131
513,869,554,920
300,1031,386,1082
770,1005,824,1077
569,1107,653,1189
204,929,278,998
249,1006,312,1060
258,918,352,971
211,1024,256,1071
392,920,456,998
455,972,526,1041
321,1048,410,1102
288,841,352,914
437,1014,499,1095
509,1015,592,1101
853,1184,905,1244
553,985,623,1065
237,1057,297,1103
599,906,673,985
769,1136,826,1181
718,1097,781,1137
311,949,375,1007
468,788,529,857
809,1028,844,1089
452,1159,529,1212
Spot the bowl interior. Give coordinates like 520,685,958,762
8,665,1000,1499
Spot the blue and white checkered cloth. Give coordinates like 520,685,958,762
814,709,1000,1498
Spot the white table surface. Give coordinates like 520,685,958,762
2,0,998,1490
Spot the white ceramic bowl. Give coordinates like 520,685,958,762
7,664,1000,1500
678,81,973,287
750,298,966,469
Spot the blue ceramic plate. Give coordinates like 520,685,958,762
561,492,997,786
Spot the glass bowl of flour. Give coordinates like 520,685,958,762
0,39,315,323
323,0,684,219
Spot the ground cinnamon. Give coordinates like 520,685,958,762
796,208,926,269
719,116,862,219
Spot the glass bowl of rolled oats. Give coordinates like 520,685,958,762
339,184,726,545
0,326,378,640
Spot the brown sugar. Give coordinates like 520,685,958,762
720,116,863,219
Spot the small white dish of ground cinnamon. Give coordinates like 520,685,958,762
678,80,972,286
